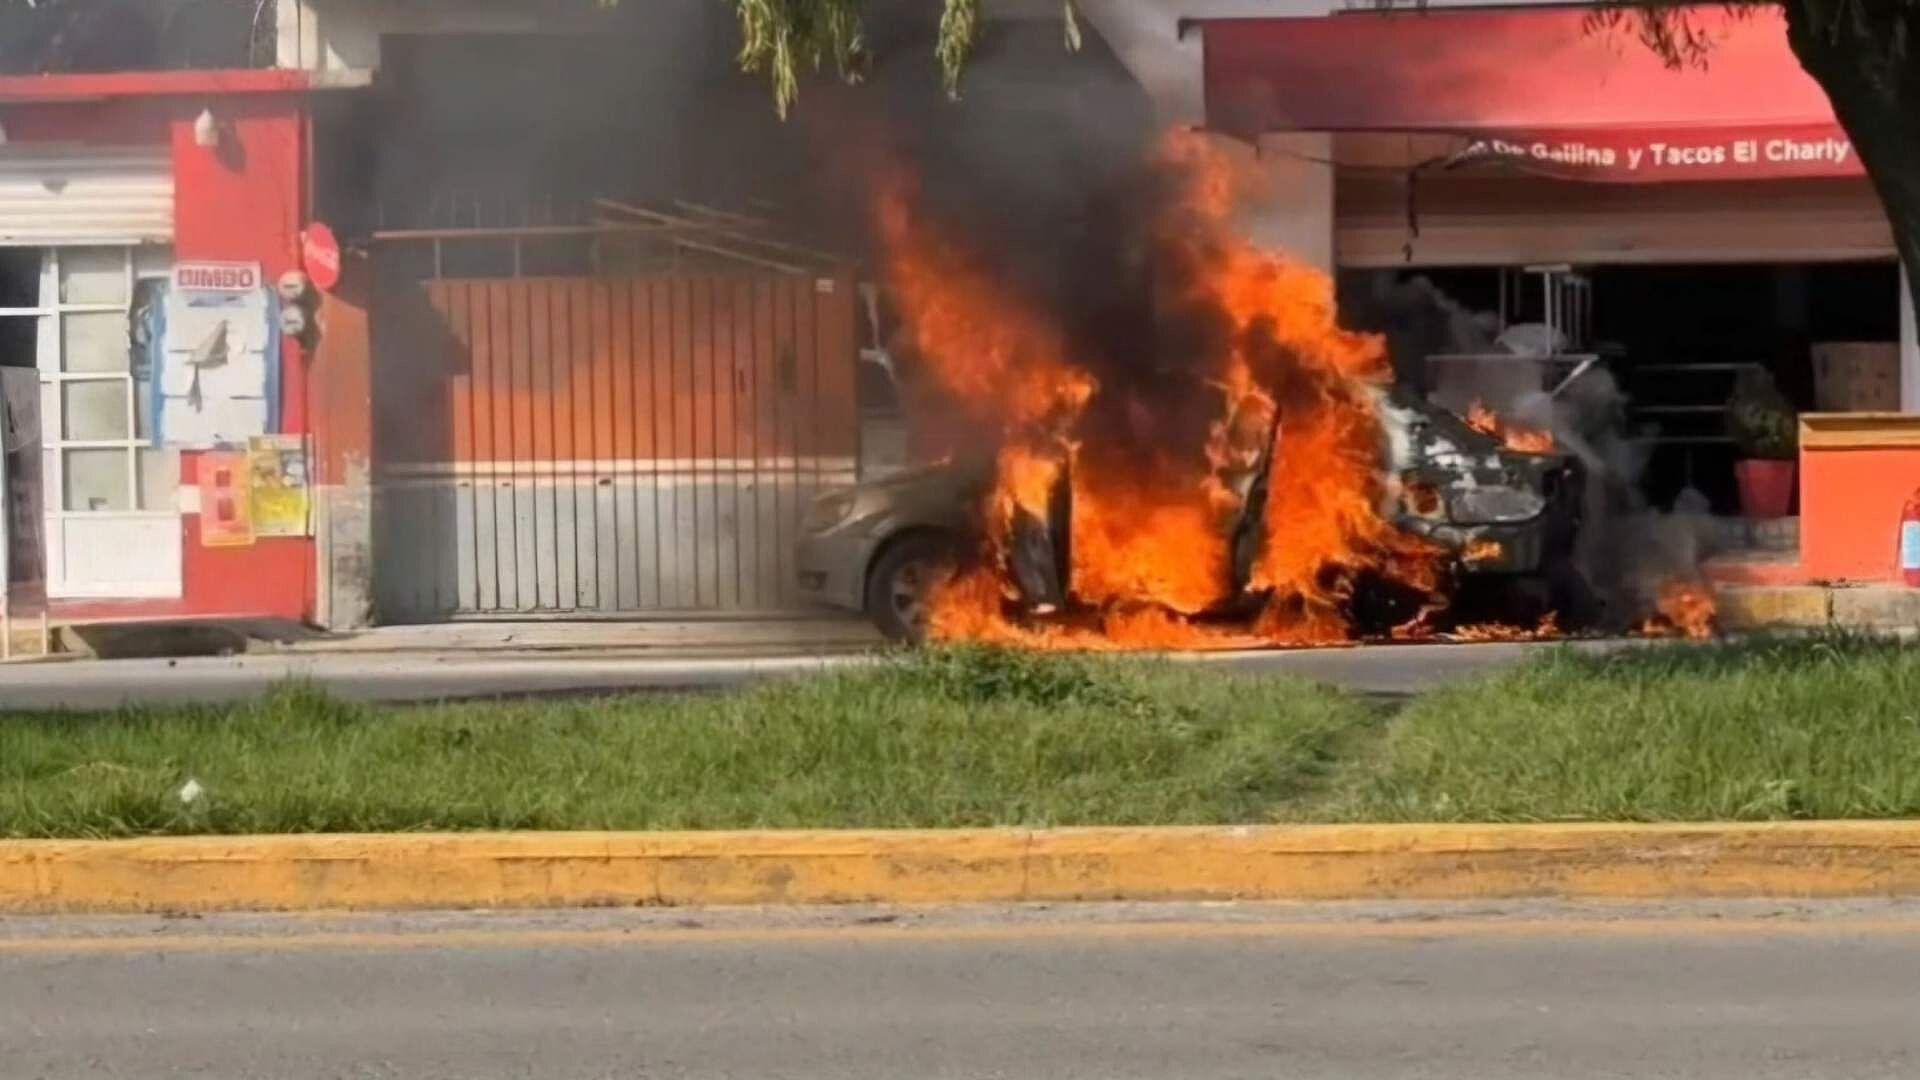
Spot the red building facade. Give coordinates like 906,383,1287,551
0,71,367,631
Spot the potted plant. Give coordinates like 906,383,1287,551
1726,367,1798,519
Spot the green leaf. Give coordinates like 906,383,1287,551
936,0,981,99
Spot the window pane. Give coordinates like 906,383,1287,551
64,448,130,511
0,248,41,309
138,447,177,511
134,373,154,440
59,248,128,305
0,314,34,369
133,246,173,280
63,311,130,372
61,379,129,441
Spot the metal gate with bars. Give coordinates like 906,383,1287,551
372,242,858,621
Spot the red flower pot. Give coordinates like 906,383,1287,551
1735,459,1796,519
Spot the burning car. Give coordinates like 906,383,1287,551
798,388,1586,643
798,132,1621,649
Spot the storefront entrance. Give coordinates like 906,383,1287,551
0,244,180,600
1343,260,1901,514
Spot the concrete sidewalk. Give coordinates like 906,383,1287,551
3,613,887,665
0,638,1629,710
275,616,885,656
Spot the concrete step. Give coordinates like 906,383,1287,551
1703,551,1803,589
1715,582,1920,631
1703,515,1798,555
2,622,58,661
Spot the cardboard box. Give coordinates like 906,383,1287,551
1812,342,1900,412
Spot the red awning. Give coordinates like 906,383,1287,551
1197,7,1860,182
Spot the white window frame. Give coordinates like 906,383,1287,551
4,245,181,599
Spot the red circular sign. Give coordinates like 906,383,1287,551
301,222,341,291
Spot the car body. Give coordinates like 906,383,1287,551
1374,390,1584,578
798,389,1586,641
795,457,988,631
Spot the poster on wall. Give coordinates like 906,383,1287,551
158,262,278,449
247,435,310,538
199,451,254,548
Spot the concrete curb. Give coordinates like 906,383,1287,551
1713,582,1920,632
6,822,1920,914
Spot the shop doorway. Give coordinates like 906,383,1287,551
1593,261,1897,512
0,245,180,600
1344,260,1900,514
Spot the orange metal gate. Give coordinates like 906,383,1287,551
373,270,858,619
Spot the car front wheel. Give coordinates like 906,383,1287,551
865,534,959,644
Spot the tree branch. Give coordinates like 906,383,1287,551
728,0,1082,117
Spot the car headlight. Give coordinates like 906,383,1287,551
1400,478,1444,519
1447,486,1546,524
803,490,859,532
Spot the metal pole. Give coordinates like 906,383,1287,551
1548,355,1600,400
1546,271,1560,350
1583,278,1593,348
1574,276,1583,346
1548,272,1558,347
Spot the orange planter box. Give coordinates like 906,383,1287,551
1799,414,1920,584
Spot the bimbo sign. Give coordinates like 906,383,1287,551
174,261,262,293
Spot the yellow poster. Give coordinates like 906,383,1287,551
247,435,310,538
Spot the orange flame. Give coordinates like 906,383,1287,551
876,176,1095,437
1448,611,1562,642
1462,538,1503,565
925,568,1268,651
1465,400,1556,455
1151,132,1448,631
1068,470,1236,615
877,133,1513,650
994,443,1067,535
1638,579,1717,640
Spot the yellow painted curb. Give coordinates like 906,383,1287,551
5,822,1920,914
1713,585,1833,630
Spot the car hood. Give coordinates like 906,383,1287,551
1375,387,1569,482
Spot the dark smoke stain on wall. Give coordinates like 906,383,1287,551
317,0,713,237
0,0,265,74
321,2,1154,277
324,0,1177,528
317,0,1170,470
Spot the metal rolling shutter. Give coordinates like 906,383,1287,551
0,145,173,246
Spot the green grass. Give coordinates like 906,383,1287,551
9,634,1920,837
0,648,1370,838
1317,632,1920,823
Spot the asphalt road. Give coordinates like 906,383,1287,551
4,900,1918,1079
0,637,1641,709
